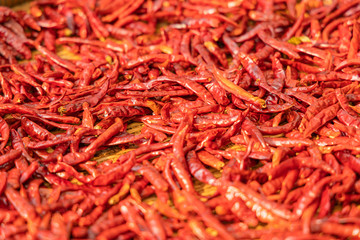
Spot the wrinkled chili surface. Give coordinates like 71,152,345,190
0,0,360,239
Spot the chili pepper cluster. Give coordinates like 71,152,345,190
1,0,360,239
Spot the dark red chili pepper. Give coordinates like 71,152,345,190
84,118,123,153
61,151,93,166
19,161,39,184
0,149,21,166
0,25,31,59
212,66,266,108
33,43,78,72
270,155,335,179
323,0,360,25
0,172,7,196
28,179,44,207
294,175,343,218
26,135,74,149
348,20,360,60
238,52,303,110
81,4,109,39
258,31,300,59
0,72,12,100
136,164,169,191
56,37,125,53
171,154,195,193
5,187,37,221
335,151,360,174
186,150,217,185
20,116,55,141
0,116,9,151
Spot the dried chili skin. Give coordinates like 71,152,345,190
1,0,360,239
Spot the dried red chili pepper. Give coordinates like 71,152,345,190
0,149,21,166
2,1,360,239
212,66,266,108
0,116,9,151
5,187,37,221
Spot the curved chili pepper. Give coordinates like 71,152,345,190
36,142,69,163
0,172,7,196
242,118,268,149
270,156,335,180
26,136,73,149
195,43,216,66
302,199,320,234
281,59,325,74
56,37,125,53
136,165,168,192
0,72,12,100
186,150,217,185
0,149,21,166
0,116,9,151
19,161,39,184
258,112,300,135
331,166,356,194
84,118,123,153
278,169,299,202
171,155,195,193
205,80,230,106
322,0,360,25
212,66,266,108
21,116,55,141
258,31,300,59
337,108,360,127
83,132,151,147
6,168,20,189
117,142,173,163
5,187,37,221
92,155,136,186
33,43,78,72
335,151,360,174
303,102,340,137
119,201,156,240
239,52,303,110
11,64,42,89
81,4,109,39
0,25,31,59
150,76,216,105
220,180,295,222
293,175,342,218
194,113,242,129
10,129,33,161
348,20,360,60
322,13,360,42
336,88,360,118
282,3,305,40
248,102,294,113
61,151,94,166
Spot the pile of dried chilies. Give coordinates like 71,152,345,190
1,0,360,239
